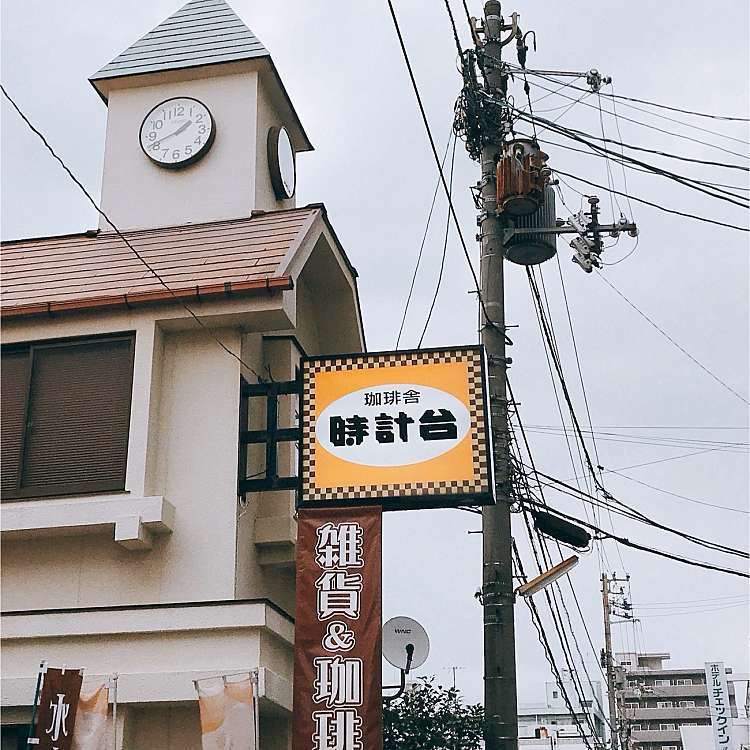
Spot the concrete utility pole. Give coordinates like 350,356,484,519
479,2,518,748
601,574,619,750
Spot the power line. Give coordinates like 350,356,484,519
565,447,728,478
510,99,750,172
553,167,749,232
523,71,750,145
607,470,749,515
395,131,454,349
1,85,265,383
521,498,750,578
634,594,748,605
553,254,624,568
507,381,613,703
512,280,745,559
595,272,749,405
519,72,750,122
512,538,597,749
530,469,749,558
532,424,748,430
599,90,750,122
523,426,748,452
632,599,746,611
514,110,750,209
520,482,614,737
608,84,637,224
510,71,750,159
526,424,748,448
530,133,750,201
626,602,747,619
417,134,458,347
526,265,747,559
385,0,508,345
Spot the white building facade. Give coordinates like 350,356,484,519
0,2,364,748
518,675,607,749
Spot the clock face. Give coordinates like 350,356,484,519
139,97,215,168
268,126,296,199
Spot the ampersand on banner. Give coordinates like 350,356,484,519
322,621,356,652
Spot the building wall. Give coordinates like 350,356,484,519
100,70,259,231
620,657,737,748
255,77,297,212
2,317,244,609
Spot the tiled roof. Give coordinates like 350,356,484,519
90,0,269,82
1,208,318,316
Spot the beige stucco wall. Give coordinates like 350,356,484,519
2,319,243,609
255,76,297,212
100,70,260,231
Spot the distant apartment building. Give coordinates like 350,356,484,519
617,652,738,750
518,674,607,748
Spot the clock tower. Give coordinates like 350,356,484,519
90,0,312,232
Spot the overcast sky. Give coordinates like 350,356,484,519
2,0,748,710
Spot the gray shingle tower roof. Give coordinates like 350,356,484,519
90,0,269,82
88,0,312,151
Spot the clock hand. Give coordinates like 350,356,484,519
154,120,192,148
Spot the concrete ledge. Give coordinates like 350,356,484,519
255,515,296,568
1,601,294,645
1,667,291,715
1,494,175,550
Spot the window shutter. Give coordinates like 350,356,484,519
1,348,30,496
20,337,134,496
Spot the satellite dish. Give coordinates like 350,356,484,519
382,617,429,672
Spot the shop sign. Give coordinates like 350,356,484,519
300,346,493,510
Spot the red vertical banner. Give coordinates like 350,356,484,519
293,505,382,750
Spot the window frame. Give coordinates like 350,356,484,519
1,332,135,501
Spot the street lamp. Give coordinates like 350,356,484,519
515,555,580,598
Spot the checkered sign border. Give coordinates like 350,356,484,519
299,347,492,507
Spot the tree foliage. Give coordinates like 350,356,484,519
383,677,484,749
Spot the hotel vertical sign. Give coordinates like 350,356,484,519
299,346,493,511
705,662,734,750
293,506,382,750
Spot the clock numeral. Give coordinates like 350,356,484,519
172,149,181,160
185,146,193,156
196,113,204,122
147,131,157,141
194,136,202,145
176,105,185,116
198,125,206,135
152,119,163,130
161,149,169,159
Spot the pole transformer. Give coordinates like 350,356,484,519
480,2,518,748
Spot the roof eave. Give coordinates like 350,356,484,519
0,276,294,321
